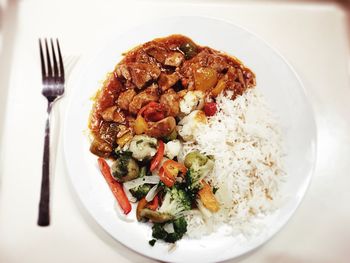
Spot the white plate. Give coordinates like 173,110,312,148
64,16,317,262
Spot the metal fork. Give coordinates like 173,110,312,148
38,39,65,226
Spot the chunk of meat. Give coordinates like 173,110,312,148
222,67,246,97
117,89,136,111
146,116,176,138
100,106,125,123
158,72,180,92
115,64,131,81
99,122,119,145
135,50,158,65
96,74,123,112
160,89,180,117
90,138,113,158
116,63,160,89
145,43,168,64
144,43,184,67
129,84,160,114
164,52,184,67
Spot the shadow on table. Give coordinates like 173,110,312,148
0,0,18,181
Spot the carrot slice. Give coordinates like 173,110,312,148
98,158,131,214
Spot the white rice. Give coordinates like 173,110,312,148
179,88,285,238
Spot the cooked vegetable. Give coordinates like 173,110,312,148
164,140,182,160
151,217,187,243
136,197,148,221
194,67,218,92
111,151,140,182
124,175,160,189
149,239,156,246
150,140,165,171
157,187,191,217
203,102,217,116
145,184,160,202
97,158,131,214
134,115,148,135
123,185,137,203
159,160,187,187
183,151,215,202
198,181,220,212
141,186,191,223
179,90,205,115
184,151,208,169
179,42,198,60
158,167,175,187
147,195,159,210
177,110,207,141
130,184,152,200
116,131,133,147
129,135,158,161
211,78,226,96
140,208,174,223
163,129,177,142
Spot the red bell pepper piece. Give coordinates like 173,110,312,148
146,195,159,210
158,160,187,187
150,140,165,172
97,158,131,215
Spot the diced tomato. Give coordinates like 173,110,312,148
138,102,159,116
150,140,165,172
138,102,166,122
97,158,131,214
203,102,217,116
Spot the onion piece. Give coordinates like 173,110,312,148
123,185,137,203
145,184,160,202
163,222,175,233
123,176,160,190
197,200,212,218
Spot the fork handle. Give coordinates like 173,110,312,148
38,102,53,226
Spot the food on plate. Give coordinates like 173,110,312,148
88,35,284,245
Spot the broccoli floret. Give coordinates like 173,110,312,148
152,223,168,240
151,217,188,244
184,152,214,189
148,239,156,246
129,184,151,200
158,187,191,218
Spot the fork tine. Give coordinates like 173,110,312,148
39,39,46,80
56,39,65,81
50,39,59,79
44,39,52,78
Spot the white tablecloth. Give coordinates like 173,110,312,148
0,1,349,262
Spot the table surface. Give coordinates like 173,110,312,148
0,1,350,262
